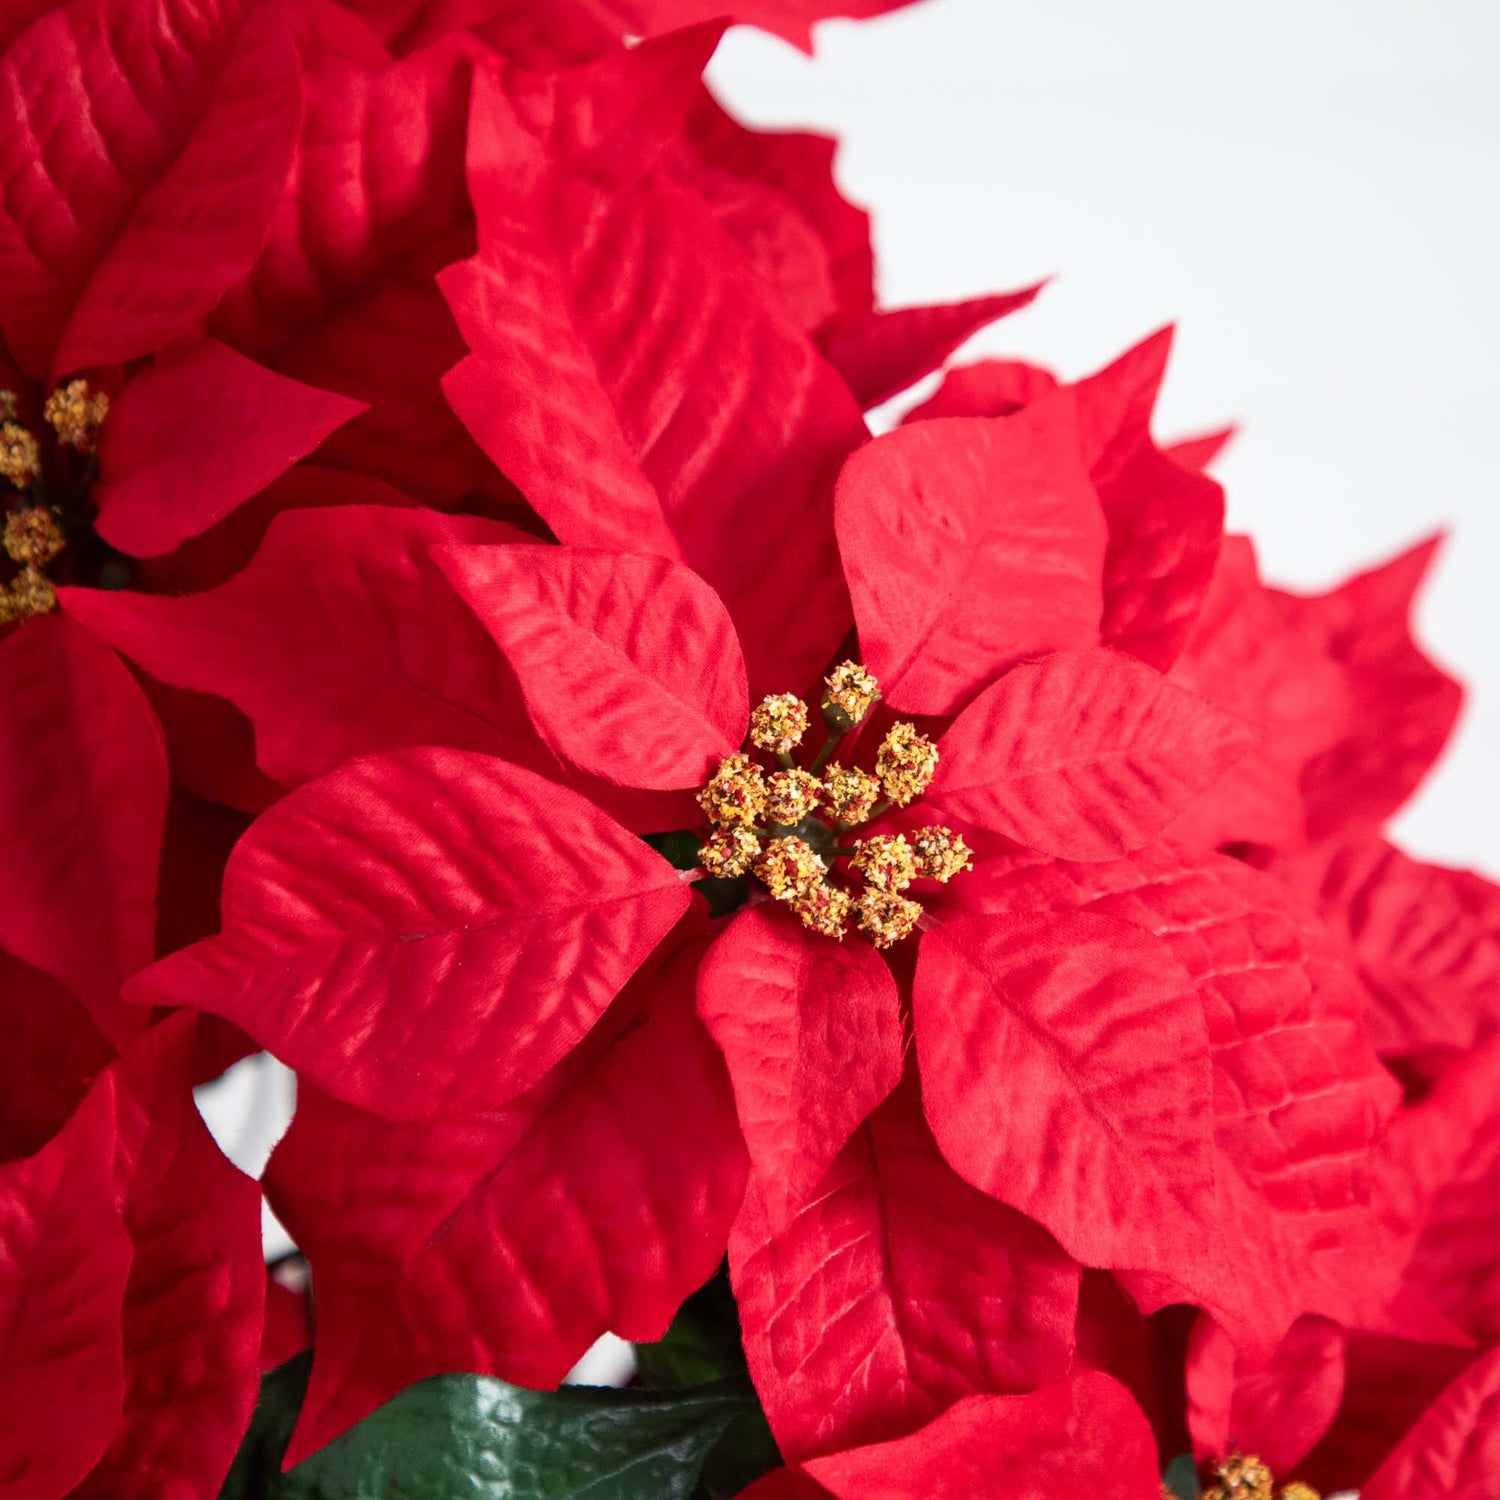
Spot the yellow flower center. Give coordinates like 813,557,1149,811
693,661,972,945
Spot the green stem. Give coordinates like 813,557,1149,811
809,726,844,775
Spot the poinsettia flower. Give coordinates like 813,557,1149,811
0,1011,264,1498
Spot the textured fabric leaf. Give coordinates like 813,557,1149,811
0,1077,131,1498
1275,838,1500,1062
732,1081,1078,1462
1362,1345,1500,1500
1168,535,1352,849
437,544,747,790
443,55,866,696
1185,1313,1346,1477
76,1014,266,1500
0,615,167,1046
929,648,1251,860
903,358,1059,422
817,288,1041,410
0,952,113,1164
948,840,1399,1355
698,904,903,1228
801,1374,1162,1500
836,399,1106,716
1163,426,1235,472
93,340,366,557
60,506,527,788
127,748,691,1121
915,909,1215,1272
1277,537,1462,839
210,17,501,510
0,0,300,376
266,948,747,1461
224,1352,749,1500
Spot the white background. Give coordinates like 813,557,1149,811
710,0,1500,875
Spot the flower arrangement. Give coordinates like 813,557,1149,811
0,1,1496,1496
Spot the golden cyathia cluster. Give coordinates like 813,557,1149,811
43,379,109,453
0,504,66,624
693,661,970,945
1192,1454,1319,1500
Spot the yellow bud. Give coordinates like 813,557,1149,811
1209,1455,1273,1500
909,825,972,882
43,379,109,452
0,421,41,490
876,722,938,807
4,505,65,568
754,836,826,900
850,834,918,893
765,767,821,826
749,693,809,755
854,887,922,948
697,753,767,829
822,660,880,727
821,762,881,824
791,881,851,940
1276,1485,1320,1500
698,828,761,879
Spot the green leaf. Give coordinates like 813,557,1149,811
1162,1452,1200,1499
642,830,704,871
636,1266,747,1391
220,1355,751,1500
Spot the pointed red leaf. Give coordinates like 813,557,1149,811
1163,425,1236,473
736,1472,834,1500
0,1077,132,1498
0,0,301,376
678,90,872,328
0,616,166,1046
76,1014,265,1499
1362,1345,1500,1500
929,648,1251,860
732,1081,1078,1462
93,340,366,558
836,398,1106,716
268,944,747,1461
1070,326,1173,480
949,840,1399,1355
443,60,866,696
1277,537,1462,837
916,908,1215,1271
126,748,692,1121
437,544,747,790
1186,1313,1346,1477
801,1374,1162,1500
818,287,1042,410
698,904,903,1227
60,506,529,788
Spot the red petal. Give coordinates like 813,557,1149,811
444,58,865,696
698,904,903,1227
818,287,1042,410
930,648,1251,860
801,1373,1162,1500
437,544,747,789
1278,536,1462,838
1163,425,1236,472
951,840,1399,1355
1362,1345,1500,1500
269,944,746,1461
1186,1313,1346,1476
836,397,1106,716
93,340,366,558
0,0,300,376
126,748,692,1121
0,616,166,1045
0,1077,132,1497
0,952,113,1164
60,505,529,787
916,909,1215,1272
732,1080,1078,1462
736,1473,835,1500
76,1015,265,1499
